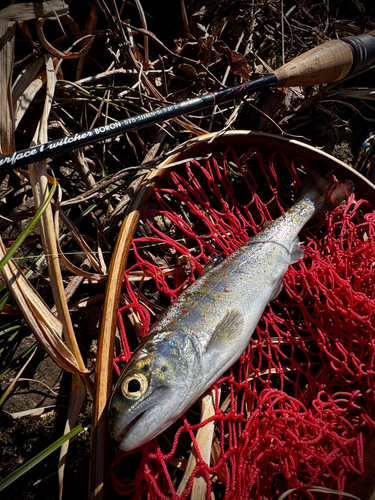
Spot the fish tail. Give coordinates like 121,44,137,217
301,161,354,215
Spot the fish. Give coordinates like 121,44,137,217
109,165,354,452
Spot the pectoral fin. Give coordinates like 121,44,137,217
206,309,244,352
202,309,246,382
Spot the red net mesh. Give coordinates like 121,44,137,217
111,145,375,499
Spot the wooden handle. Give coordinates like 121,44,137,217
274,39,353,87
274,30,375,87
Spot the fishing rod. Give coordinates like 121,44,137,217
1,30,375,173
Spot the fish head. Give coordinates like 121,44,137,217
109,331,199,451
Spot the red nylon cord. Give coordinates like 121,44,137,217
111,146,375,499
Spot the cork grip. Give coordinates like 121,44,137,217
274,39,354,87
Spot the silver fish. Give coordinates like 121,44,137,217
109,166,354,452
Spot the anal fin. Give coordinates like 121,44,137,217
290,238,304,264
270,277,284,301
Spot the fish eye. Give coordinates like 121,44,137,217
121,373,148,400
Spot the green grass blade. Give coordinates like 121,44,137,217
0,342,38,380
0,424,84,492
0,323,24,337
0,291,10,312
0,328,21,355
0,178,57,275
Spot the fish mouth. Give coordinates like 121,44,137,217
110,394,181,452
117,405,170,452
112,409,146,442
109,388,169,449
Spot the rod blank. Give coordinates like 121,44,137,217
0,76,277,172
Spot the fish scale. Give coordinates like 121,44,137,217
109,166,354,452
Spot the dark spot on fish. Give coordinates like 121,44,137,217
182,310,189,314
191,301,195,306
264,270,266,273
161,366,168,372
223,265,228,269
223,273,227,278
203,314,206,318
224,290,229,293
142,364,150,372
205,281,210,285
217,294,221,298
212,301,216,305
171,321,177,325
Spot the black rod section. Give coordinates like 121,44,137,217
0,75,277,173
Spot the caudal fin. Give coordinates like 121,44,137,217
300,161,354,216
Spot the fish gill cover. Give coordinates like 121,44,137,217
110,145,375,500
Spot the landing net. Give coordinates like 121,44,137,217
111,145,375,499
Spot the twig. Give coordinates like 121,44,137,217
134,0,149,65
176,388,220,498
180,0,190,36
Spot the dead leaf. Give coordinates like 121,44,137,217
36,15,95,59
58,374,87,499
0,20,16,155
0,237,86,374
4,405,58,420
12,56,44,102
214,40,250,80
198,35,220,66
178,63,199,80
0,1,68,21
28,54,88,375
13,61,46,130
54,206,107,280
17,21,39,50
76,5,97,80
